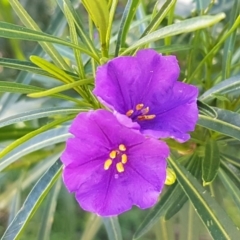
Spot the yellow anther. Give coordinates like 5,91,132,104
121,154,128,164
104,159,113,170
116,162,124,173
119,144,126,151
109,150,117,159
141,107,149,115
136,103,144,111
137,114,156,121
126,109,134,117
144,114,156,120
165,168,176,185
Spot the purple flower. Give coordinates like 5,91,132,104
61,110,169,216
93,49,198,142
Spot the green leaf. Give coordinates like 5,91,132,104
37,179,61,240
0,57,54,77
222,0,240,79
0,107,83,128
56,0,99,61
30,56,74,84
0,21,99,61
9,0,70,71
199,74,240,102
220,161,240,189
168,156,240,240
0,127,70,172
133,183,177,239
1,160,62,240
197,100,217,118
198,107,240,141
218,167,240,211
80,215,102,240
102,217,123,240
141,0,176,37
0,81,90,106
27,78,93,98
0,115,75,159
64,3,85,79
164,154,201,220
202,140,220,186
0,7,68,117
122,13,225,55
115,0,140,56
81,0,109,57
221,154,240,168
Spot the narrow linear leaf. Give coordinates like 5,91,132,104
0,107,83,128
0,58,53,77
27,78,93,98
187,15,240,83
122,13,225,55
0,81,91,106
141,0,176,37
64,3,85,79
106,0,118,51
220,160,240,188
199,74,240,102
102,217,123,240
197,100,217,118
133,183,177,239
168,156,240,240
81,215,102,240
115,0,140,56
0,21,99,62
81,0,109,57
0,115,75,159
1,160,62,240
57,0,99,60
0,127,70,172
9,0,70,70
218,167,240,211
222,0,240,79
0,7,68,117
0,57,82,81
202,140,220,186
30,56,74,84
198,108,240,141
164,154,201,220
37,179,61,240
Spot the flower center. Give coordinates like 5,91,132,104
126,103,156,121
104,144,128,173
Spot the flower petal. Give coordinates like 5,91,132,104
61,109,169,216
74,137,169,216
93,49,180,114
140,81,199,142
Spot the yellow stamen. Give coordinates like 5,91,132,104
104,159,113,170
137,114,156,121
126,109,134,117
121,154,127,164
136,103,144,111
116,162,124,173
119,144,126,151
109,150,117,159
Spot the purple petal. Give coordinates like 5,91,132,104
141,82,199,142
93,49,180,114
60,109,169,216
74,137,169,216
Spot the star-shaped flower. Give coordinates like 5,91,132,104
93,49,198,142
61,110,169,216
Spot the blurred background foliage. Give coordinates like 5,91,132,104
0,0,240,239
